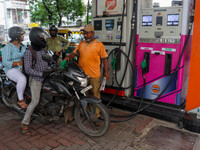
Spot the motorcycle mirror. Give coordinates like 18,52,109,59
46,50,54,56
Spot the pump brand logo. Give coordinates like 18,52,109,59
105,0,117,10
152,84,160,93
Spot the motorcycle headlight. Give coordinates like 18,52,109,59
77,76,87,87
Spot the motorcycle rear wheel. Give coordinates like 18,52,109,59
74,102,110,137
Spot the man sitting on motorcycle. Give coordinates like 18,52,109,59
20,27,52,136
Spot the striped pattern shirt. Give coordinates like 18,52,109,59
2,43,26,73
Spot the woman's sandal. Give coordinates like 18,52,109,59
20,123,31,136
17,100,28,109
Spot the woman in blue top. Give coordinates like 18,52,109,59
2,26,28,109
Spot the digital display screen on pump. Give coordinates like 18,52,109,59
105,19,114,30
142,15,152,26
167,14,179,26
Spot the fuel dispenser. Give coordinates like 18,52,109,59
92,0,136,96
92,0,200,133
134,0,194,105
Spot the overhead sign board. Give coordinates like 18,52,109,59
96,0,126,16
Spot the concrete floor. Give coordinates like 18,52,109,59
0,102,199,150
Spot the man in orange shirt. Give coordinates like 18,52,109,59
64,24,109,99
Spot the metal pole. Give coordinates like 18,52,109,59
3,0,8,30
87,0,89,24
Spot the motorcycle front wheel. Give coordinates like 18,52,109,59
74,102,110,137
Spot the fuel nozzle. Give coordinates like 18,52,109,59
111,52,117,71
141,53,149,78
60,60,68,70
141,58,147,70
112,57,117,71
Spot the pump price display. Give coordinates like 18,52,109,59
105,19,114,30
167,14,179,26
142,15,152,26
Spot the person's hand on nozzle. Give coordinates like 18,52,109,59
60,59,68,70
64,55,70,63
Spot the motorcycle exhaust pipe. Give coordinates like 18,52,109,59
2,97,12,108
2,97,26,115
2,97,39,117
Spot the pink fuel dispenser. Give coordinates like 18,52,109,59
134,0,194,105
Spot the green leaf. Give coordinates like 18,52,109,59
29,0,86,27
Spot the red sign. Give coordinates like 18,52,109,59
105,0,117,10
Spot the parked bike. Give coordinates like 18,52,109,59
0,53,110,137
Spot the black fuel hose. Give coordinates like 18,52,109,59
108,2,195,122
105,0,194,123
106,0,136,90
118,0,126,50
106,0,137,108
111,20,193,122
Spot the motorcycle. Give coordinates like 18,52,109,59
0,53,110,137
